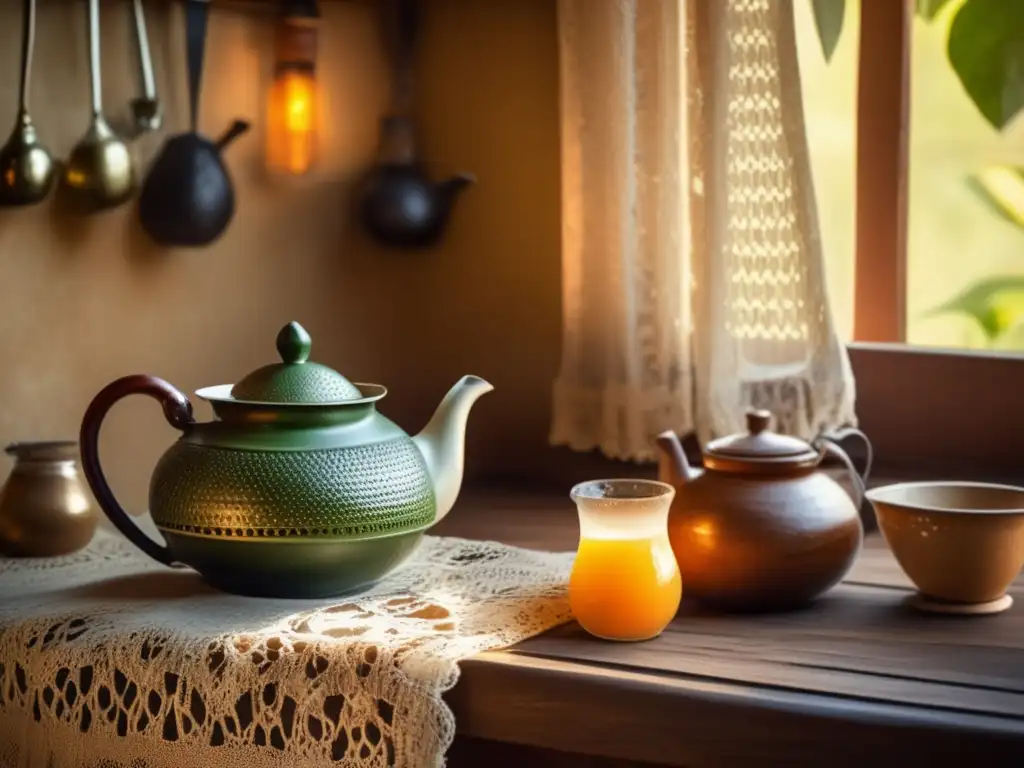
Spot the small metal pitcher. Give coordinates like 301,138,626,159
0,441,97,557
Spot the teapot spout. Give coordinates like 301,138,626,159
655,430,700,488
413,375,493,523
216,120,251,151
435,172,475,209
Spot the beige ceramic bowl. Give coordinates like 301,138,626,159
867,482,1024,613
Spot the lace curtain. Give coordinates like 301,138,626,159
550,0,857,461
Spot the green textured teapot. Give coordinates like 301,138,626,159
79,321,493,598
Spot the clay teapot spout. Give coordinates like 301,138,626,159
655,431,702,488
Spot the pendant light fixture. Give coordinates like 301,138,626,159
266,0,320,176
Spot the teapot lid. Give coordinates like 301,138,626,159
230,322,364,404
703,410,820,469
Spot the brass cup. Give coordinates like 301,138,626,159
0,441,98,558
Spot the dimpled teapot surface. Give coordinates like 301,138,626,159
80,321,493,598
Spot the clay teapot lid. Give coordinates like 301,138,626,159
229,321,364,404
703,410,820,469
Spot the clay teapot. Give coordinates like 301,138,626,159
656,410,872,612
79,321,493,598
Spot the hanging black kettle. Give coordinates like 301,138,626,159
138,0,249,248
358,0,474,250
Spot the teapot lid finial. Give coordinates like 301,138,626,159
277,321,312,364
746,409,772,435
229,321,364,404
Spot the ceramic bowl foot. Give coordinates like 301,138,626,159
906,592,1013,616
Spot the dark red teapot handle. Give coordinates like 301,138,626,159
79,375,194,567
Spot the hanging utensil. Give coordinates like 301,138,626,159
130,0,161,134
138,0,248,247
62,0,137,212
358,0,474,250
0,0,55,207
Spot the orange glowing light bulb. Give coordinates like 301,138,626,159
266,3,320,176
267,68,317,175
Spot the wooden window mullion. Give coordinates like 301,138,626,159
853,0,911,343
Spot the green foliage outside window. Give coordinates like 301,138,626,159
811,0,1024,345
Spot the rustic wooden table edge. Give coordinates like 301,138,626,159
439,485,1024,767
448,651,1024,767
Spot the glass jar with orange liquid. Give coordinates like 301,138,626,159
568,479,681,642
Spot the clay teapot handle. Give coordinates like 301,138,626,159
813,427,873,509
80,375,194,567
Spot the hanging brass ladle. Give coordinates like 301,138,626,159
0,0,55,207
62,0,136,212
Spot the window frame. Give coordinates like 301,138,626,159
854,0,909,343
849,0,1024,478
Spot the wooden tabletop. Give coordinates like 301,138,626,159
436,488,1024,768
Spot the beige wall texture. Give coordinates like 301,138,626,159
0,0,561,512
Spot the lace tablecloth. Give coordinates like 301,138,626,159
0,524,574,768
